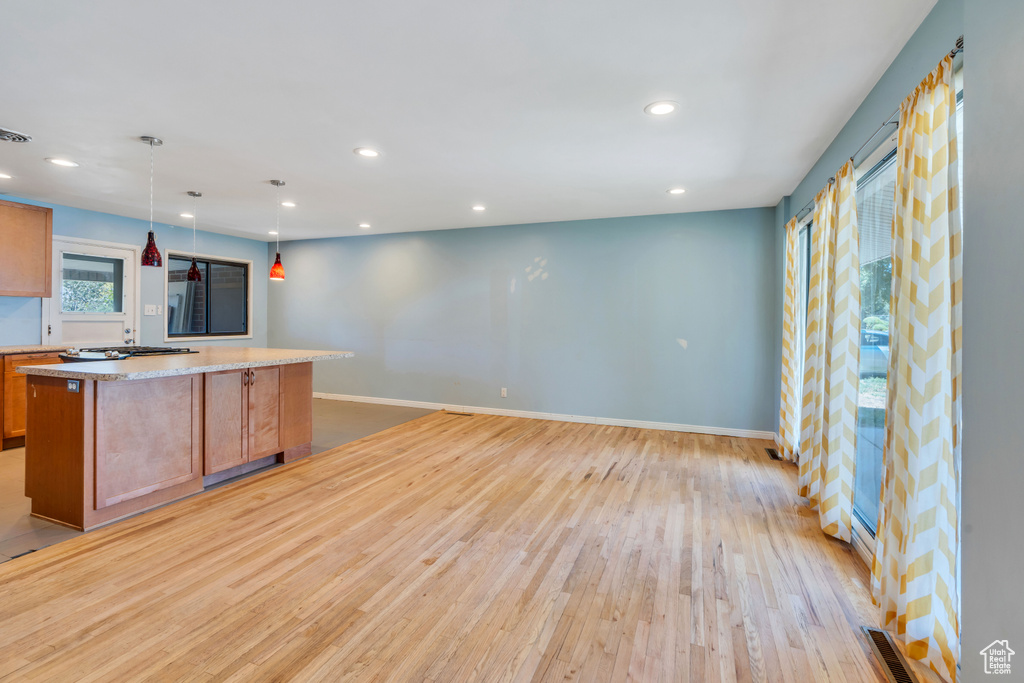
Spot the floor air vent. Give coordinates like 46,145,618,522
444,411,473,417
765,447,782,461
862,627,918,683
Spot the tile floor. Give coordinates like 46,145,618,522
0,399,435,564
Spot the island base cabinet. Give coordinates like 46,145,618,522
204,365,286,475
25,374,204,531
25,361,315,531
94,376,203,509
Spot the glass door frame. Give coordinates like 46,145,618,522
41,235,140,347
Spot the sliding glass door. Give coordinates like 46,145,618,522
853,153,897,534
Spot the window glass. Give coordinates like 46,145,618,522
854,153,897,534
61,253,124,313
209,262,247,334
957,96,964,221
167,257,206,335
799,225,810,334
167,256,248,337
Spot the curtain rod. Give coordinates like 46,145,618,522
792,34,963,223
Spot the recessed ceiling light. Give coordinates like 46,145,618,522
180,212,194,218
46,158,78,167
472,205,486,211
644,101,678,116
268,230,278,235
0,173,11,179
667,187,685,195
358,223,371,229
281,201,296,208
354,147,380,158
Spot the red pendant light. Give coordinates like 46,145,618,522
186,191,202,282
142,230,162,267
269,179,286,281
186,255,201,280
269,252,285,280
140,136,163,267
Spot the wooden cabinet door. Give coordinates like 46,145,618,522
0,199,52,297
3,373,26,438
94,375,201,509
247,366,281,461
204,370,248,475
3,353,63,439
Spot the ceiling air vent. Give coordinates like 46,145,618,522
0,127,32,143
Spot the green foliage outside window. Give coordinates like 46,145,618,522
860,258,891,330
62,280,115,313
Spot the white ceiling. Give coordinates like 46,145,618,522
0,0,936,242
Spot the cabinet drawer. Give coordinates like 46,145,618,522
4,353,63,373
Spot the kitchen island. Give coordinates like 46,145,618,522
17,347,353,531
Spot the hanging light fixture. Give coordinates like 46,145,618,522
269,179,286,281
186,191,202,282
140,136,163,267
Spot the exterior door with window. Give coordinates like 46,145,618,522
44,237,138,346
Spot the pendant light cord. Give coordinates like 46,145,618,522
276,182,281,251
149,140,154,232
192,194,198,256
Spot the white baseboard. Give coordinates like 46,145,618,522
313,391,777,440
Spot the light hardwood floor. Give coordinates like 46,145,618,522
0,412,889,682
0,399,435,561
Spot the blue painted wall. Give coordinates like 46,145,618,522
0,195,269,347
786,0,965,216
771,0,965,432
267,209,778,433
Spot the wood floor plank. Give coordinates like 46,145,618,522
0,413,885,682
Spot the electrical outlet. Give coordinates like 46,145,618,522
144,304,157,316
501,387,507,398
157,305,162,315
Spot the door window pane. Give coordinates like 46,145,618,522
61,253,124,313
854,154,897,534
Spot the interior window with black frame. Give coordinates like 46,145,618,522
167,255,249,338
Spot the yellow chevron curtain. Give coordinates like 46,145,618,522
798,160,861,542
778,217,801,462
871,55,961,683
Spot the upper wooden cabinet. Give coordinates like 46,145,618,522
0,199,52,297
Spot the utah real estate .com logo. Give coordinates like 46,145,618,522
980,639,1015,675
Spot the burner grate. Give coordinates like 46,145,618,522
79,346,198,357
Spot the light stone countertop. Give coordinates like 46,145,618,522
16,347,353,381
0,344,74,355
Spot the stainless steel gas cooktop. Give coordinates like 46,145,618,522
59,346,199,362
